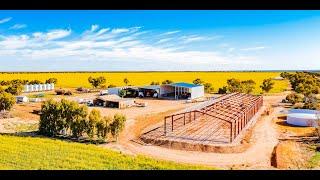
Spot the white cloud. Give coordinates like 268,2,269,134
156,38,173,44
111,28,130,34
9,24,27,30
240,46,267,51
90,24,99,32
160,30,180,36
0,17,12,24
0,25,262,69
33,29,71,41
181,35,206,43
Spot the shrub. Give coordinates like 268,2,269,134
5,84,23,95
162,80,173,85
45,78,58,84
0,92,15,111
285,93,304,104
193,78,204,85
119,89,126,98
218,86,228,94
150,81,160,85
123,78,129,86
55,89,65,95
64,90,73,96
108,84,117,88
28,80,43,85
204,83,214,93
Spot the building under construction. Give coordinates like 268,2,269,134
140,92,263,149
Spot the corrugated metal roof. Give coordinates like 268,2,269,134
169,82,202,88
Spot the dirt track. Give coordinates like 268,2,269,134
102,95,285,169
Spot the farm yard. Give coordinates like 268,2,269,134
0,72,289,94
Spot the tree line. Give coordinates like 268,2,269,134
282,71,320,110
39,99,126,142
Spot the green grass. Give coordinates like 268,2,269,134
308,152,320,168
0,135,215,170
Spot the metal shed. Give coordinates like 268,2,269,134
93,95,135,109
160,82,204,100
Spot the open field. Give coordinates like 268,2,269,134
0,134,214,170
0,72,289,94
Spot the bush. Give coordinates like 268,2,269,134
162,80,173,85
285,93,304,104
108,84,117,88
150,81,160,85
55,89,65,95
204,83,214,93
193,78,204,85
5,84,23,95
64,90,73,96
45,78,57,84
28,80,43,85
0,92,15,111
218,86,228,94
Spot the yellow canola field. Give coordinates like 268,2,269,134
0,72,288,94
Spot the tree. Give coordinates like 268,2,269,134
123,78,129,86
285,93,304,104
87,109,101,139
119,89,126,98
280,72,291,79
28,80,43,85
226,78,242,93
88,76,106,88
162,80,173,85
0,92,15,112
110,113,126,141
218,86,228,94
39,99,88,137
204,83,214,93
150,81,160,85
46,78,58,84
241,80,256,94
5,84,23,95
260,78,274,93
96,116,112,140
193,78,204,85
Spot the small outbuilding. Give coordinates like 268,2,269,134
160,82,204,100
16,96,28,103
93,95,135,109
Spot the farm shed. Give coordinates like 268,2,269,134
160,82,204,100
16,96,28,103
138,85,160,98
141,92,264,148
93,95,135,109
108,86,140,98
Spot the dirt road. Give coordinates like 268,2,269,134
102,95,285,169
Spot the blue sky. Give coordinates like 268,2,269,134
0,10,320,71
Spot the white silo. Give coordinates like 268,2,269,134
51,83,55,90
